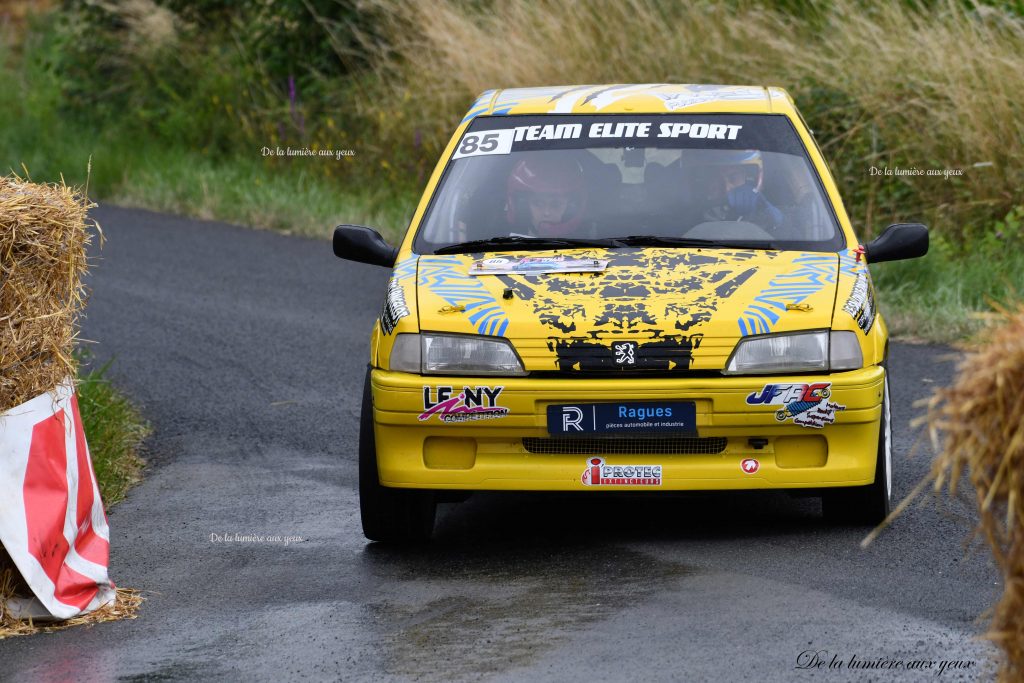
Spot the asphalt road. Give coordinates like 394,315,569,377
2,206,1001,682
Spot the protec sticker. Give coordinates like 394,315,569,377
580,457,662,486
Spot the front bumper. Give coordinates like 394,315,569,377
370,366,885,491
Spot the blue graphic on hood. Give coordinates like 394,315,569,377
839,247,862,277
737,254,838,336
408,256,510,337
461,90,518,123
393,253,418,282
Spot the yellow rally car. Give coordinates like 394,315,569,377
333,84,928,542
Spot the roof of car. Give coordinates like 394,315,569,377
461,84,796,123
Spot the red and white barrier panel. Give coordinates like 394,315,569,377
0,381,115,620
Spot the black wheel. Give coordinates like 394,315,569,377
822,369,892,525
359,369,436,542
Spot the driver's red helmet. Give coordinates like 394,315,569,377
505,155,587,236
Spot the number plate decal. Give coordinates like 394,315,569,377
451,129,515,159
547,402,697,435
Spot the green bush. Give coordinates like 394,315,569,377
42,1,389,166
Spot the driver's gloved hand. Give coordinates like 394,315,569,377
727,183,760,215
727,183,784,228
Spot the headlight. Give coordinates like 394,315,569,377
828,331,863,371
389,333,527,376
724,330,863,375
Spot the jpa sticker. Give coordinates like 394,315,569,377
746,383,846,429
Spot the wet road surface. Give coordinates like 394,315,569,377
2,206,1000,681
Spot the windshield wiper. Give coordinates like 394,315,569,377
611,235,778,250
434,235,620,255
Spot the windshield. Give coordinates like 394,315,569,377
414,114,845,254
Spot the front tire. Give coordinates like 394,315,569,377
359,369,436,542
822,371,892,525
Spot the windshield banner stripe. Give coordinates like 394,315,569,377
464,114,805,155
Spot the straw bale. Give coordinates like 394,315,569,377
0,176,133,634
0,175,98,413
923,304,1024,681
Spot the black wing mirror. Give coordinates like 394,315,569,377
864,223,929,264
332,225,398,267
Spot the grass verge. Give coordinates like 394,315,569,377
108,150,416,241
872,240,1024,344
77,359,149,506
0,108,416,241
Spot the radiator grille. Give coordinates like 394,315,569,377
522,436,728,456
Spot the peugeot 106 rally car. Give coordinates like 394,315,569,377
333,84,928,542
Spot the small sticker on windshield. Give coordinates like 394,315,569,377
470,255,609,275
451,129,516,159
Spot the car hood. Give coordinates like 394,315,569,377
406,248,840,373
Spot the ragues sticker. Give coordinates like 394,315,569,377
580,457,662,486
420,386,509,423
746,382,846,429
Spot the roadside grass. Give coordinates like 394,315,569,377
76,358,149,506
0,105,416,240
108,150,416,240
872,243,1024,345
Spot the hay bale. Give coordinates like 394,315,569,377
924,304,1024,681
0,175,98,413
0,175,130,633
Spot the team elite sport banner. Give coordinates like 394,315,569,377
0,380,115,620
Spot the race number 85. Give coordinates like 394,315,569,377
451,129,514,160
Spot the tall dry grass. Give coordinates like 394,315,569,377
365,0,1024,238
920,304,1024,680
